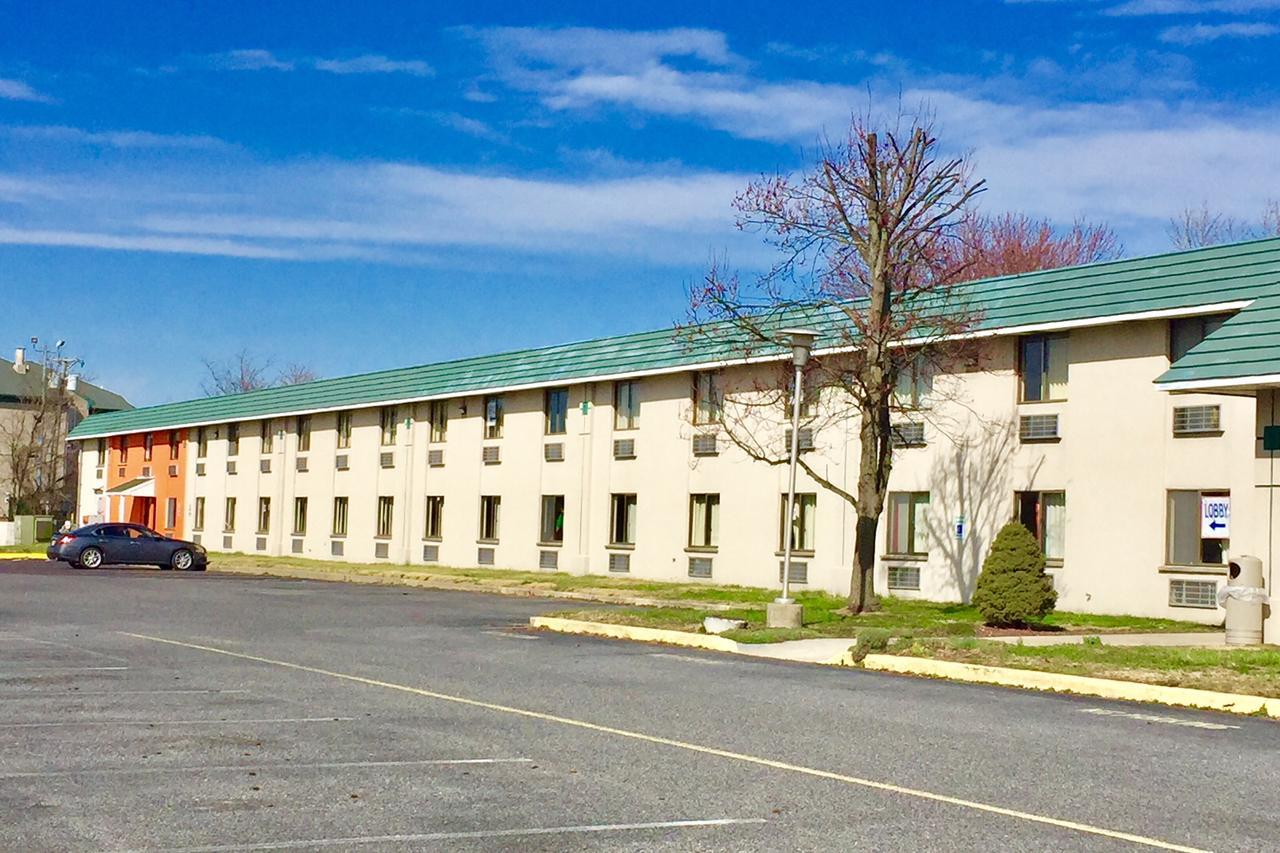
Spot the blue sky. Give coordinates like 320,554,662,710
2,0,1278,406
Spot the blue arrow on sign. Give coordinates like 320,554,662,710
1210,521,1226,530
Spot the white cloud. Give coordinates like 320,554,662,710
1105,0,1280,13
4,125,229,150
312,54,434,77
470,26,738,74
0,227,296,259
211,49,294,71
1159,21,1279,42
0,78,54,103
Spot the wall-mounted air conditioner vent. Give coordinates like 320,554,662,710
890,422,926,448
291,538,304,554
477,547,496,566
195,463,205,476
423,544,439,562
259,458,271,474
428,449,444,467
544,443,565,462
222,535,233,550
95,467,104,480
335,454,349,471
141,466,151,477
255,537,267,551
782,428,815,452
380,451,395,469
375,542,389,559
192,533,201,546
692,434,719,456
778,561,808,584
688,556,713,578
608,552,631,573
482,445,501,465
331,540,344,557
1173,405,1221,436
1169,579,1217,609
168,464,179,477
1019,414,1060,442
613,438,636,460
226,461,237,475
296,456,309,472
539,550,559,570
887,565,921,590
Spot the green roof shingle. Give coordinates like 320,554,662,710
69,236,1280,440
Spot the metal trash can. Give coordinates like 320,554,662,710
1220,555,1267,645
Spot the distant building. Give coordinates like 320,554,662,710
0,358,131,520
68,238,1280,642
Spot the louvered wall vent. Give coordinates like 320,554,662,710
296,456,309,472
255,537,267,551
688,556,713,579
887,565,921,590
222,535,233,549
778,561,809,584
613,438,636,460
1173,405,1221,436
692,434,719,456
539,550,559,570
260,459,271,473
226,461,237,475
482,446,501,465
380,452,395,469
783,428,815,452
423,544,439,562
335,454,349,470
291,538,304,554
477,547,496,566
890,422,926,448
608,552,631,573
1169,579,1217,609
544,443,565,462
195,463,205,476
1019,414,1060,442
428,449,444,467
375,542,389,559
331,540,344,557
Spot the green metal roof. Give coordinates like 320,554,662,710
1156,291,1280,388
69,236,1280,441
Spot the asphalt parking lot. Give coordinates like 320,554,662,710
1,558,1277,852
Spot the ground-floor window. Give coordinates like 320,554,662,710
688,493,720,549
1166,489,1228,567
376,496,395,539
257,498,271,534
480,495,501,542
779,493,817,553
610,493,637,546
887,491,930,556
224,497,236,533
293,497,308,536
193,497,205,531
1016,491,1065,561
165,497,178,530
332,497,348,536
424,496,444,540
540,495,565,544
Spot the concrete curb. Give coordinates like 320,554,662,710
0,553,44,561
211,562,740,611
530,617,1279,719
528,616,741,653
859,654,1280,718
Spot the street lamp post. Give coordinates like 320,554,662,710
767,328,819,629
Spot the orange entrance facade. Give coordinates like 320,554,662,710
103,429,188,537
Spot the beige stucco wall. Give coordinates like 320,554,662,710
78,316,1265,630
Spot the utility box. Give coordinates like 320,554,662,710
1223,555,1266,645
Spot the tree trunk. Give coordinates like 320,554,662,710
848,512,881,612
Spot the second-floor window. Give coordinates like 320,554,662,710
227,423,240,456
693,371,722,424
1171,313,1232,362
484,396,504,439
1020,334,1068,403
380,407,398,446
545,388,569,435
429,400,448,442
614,380,640,430
118,437,128,464
143,434,153,462
197,427,208,458
260,420,274,453
296,416,311,452
336,411,353,449
894,353,934,409
168,430,180,459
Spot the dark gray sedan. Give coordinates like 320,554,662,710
47,523,208,571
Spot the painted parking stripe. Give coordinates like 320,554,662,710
109,818,768,852
1,758,532,778
0,635,131,662
648,652,728,666
0,689,250,699
0,716,353,728
1081,707,1240,730
121,631,1211,853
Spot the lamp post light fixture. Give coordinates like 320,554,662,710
768,328,820,629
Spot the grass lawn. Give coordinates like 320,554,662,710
886,638,1280,698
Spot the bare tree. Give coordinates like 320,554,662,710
1168,201,1280,249
0,387,76,518
943,211,1122,280
201,350,318,396
690,113,985,613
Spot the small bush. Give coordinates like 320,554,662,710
848,627,893,663
972,522,1058,627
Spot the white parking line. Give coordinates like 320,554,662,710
0,716,354,728
481,630,539,640
109,818,769,851
0,689,250,699
0,635,131,662
1,757,533,778
648,652,728,666
0,666,128,672
1081,707,1240,730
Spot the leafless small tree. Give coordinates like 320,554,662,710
689,112,986,613
201,350,318,396
1168,201,1280,250
0,387,76,518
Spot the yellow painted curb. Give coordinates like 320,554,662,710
0,553,44,561
529,616,740,653
863,654,1280,718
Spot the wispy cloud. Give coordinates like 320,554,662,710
312,54,433,77
207,50,432,76
4,125,230,150
1159,21,1279,41
0,78,54,103
1106,0,1280,14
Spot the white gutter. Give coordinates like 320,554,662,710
68,299,1255,441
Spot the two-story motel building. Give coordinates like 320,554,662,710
68,239,1280,642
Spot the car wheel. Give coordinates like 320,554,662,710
171,549,194,571
78,547,103,569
